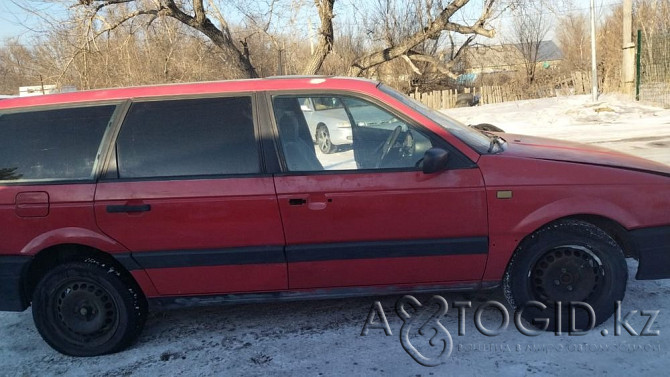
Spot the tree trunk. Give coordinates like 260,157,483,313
302,0,335,75
163,1,258,78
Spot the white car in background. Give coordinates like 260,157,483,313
299,97,404,154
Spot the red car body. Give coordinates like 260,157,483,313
0,77,668,355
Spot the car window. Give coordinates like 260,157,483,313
0,105,115,182
378,84,491,154
311,97,343,111
299,98,314,112
272,95,435,172
116,96,259,179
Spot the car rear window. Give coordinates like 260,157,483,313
116,96,259,179
0,105,115,183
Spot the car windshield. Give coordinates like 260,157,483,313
378,84,494,154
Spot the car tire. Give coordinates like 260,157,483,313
316,124,337,154
32,260,147,356
503,219,627,331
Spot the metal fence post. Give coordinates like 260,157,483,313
635,29,642,101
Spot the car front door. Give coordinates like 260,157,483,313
268,93,488,290
94,95,287,296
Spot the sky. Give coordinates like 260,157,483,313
0,0,69,43
0,0,624,46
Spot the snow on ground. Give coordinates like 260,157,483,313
0,95,668,376
447,94,670,165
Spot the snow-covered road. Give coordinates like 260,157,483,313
448,94,670,166
0,94,668,376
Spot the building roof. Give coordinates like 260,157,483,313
517,40,564,62
463,40,563,71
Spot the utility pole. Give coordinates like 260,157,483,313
590,0,599,101
277,48,284,76
277,41,286,76
622,0,635,95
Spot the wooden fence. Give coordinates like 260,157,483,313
411,71,594,109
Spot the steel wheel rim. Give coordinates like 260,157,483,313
52,278,120,346
530,245,605,304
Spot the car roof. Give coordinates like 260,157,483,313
0,76,380,110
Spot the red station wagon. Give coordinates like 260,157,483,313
0,77,668,356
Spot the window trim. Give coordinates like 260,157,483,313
0,101,125,186
99,93,268,183
262,90,477,176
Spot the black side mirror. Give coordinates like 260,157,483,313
422,148,449,174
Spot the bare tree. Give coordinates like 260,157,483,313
73,0,499,78
348,0,498,77
557,12,590,72
74,0,258,78
598,4,624,91
0,40,36,93
511,4,551,83
9,0,504,85
635,0,670,64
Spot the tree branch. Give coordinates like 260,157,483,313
402,54,423,75
348,0,496,76
193,0,207,25
406,51,458,79
79,0,257,78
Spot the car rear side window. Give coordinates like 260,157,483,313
116,96,259,179
0,105,115,182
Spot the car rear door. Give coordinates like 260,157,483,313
94,95,287,296
267,93,488,290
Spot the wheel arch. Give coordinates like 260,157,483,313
506,194,642,258
512,214,636,265
511,196,639,235
23,243,148,308
485,209,636,282
501,217,629,329
315,122,328,133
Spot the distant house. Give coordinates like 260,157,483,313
458,40,563,82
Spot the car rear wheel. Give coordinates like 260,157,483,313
32,260,147,356
503,219,628,331
316,124,337,154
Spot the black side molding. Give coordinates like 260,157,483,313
286,237,488,263
129,246,286,270
111,238,488,271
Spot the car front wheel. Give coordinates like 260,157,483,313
503,219,628,331
316,124,337,154
32,260,147,356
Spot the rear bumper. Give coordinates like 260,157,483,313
0,255,31,311
632,226,670,280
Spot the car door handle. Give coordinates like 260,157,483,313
288,198,307,206
106,204,152,213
